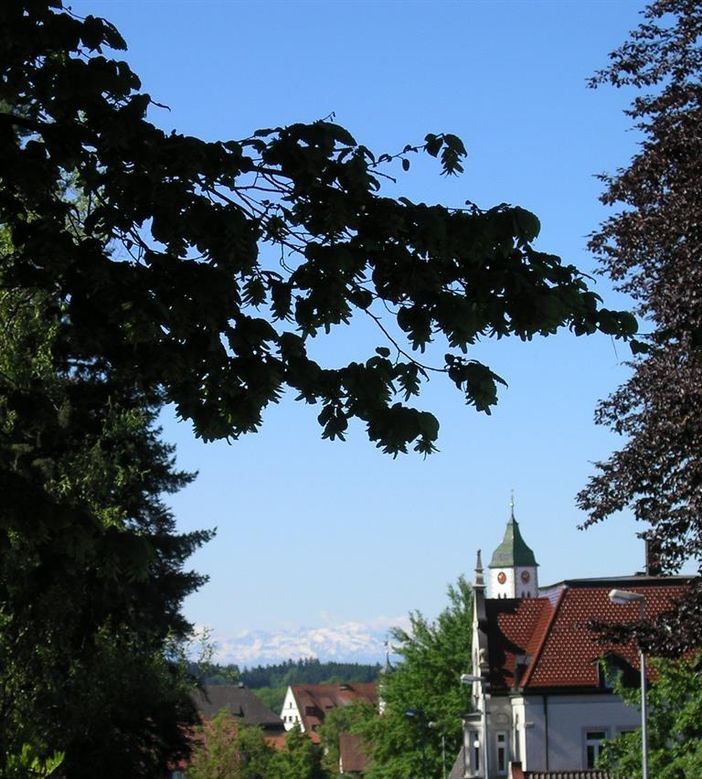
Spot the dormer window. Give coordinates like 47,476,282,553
597,652,637,690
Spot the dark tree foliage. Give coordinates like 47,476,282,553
1,1,635,457
578,0,702,652
0,278,212,775
238,658,381,689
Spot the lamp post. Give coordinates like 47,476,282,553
405,708,429,778
608,589,648,779
428,721,446,779
461,674,490,778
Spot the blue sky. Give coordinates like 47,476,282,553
72,1,664,656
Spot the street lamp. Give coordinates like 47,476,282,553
405,708,428,778
460,674,490,778
608,589,648,779
428,721,446,779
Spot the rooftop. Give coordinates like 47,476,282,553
192,685,284,730
485,577,692,692
339,732,369,774
289,682,377,744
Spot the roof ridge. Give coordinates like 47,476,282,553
520,586,567,689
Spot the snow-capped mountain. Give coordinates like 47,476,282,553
209,616,410,667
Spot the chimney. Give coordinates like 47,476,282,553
645,537,661,576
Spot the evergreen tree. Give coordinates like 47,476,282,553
0,273,211,773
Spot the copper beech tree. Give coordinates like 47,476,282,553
578,0,702,652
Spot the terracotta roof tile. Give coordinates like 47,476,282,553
339,732,369,773
290,683,377,744
487,578,691,692
486,597,553,691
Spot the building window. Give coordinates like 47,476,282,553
496,732,508,774
585,730,608,768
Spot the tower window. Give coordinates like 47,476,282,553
496,732,508,774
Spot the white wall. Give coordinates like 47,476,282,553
280,686,303,732
488,566,538,598
508,693,641,771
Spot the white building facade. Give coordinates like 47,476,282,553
463,511,690,778
280,686,303,731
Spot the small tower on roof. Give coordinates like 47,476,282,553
488,495,539,599
378,641,394,714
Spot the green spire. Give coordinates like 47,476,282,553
488,501,538,568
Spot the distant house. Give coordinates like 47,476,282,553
169,684,287,778
192,683,285,740
280,682,377,743
461,509,693,778
339,732,368,776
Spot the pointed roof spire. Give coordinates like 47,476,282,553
475,549,485,588
488,500,538,568
382,640,393,674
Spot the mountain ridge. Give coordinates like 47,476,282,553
209,617,409,667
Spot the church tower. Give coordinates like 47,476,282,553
488,499,539,599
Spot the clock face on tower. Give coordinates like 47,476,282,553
497,571,507,584
521,570,531,583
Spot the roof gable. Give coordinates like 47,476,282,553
486,597,553,691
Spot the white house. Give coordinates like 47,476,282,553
280,682,377,742
462,509,691,778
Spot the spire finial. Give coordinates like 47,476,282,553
510,490,515,520
382,640,393,673
475,549,485,588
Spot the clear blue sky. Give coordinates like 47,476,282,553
73,1,663,650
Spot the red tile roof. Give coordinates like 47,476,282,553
487,578,691,692
290,683,377,743
339,732,369,774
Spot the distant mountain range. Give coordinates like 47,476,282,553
212,617,410,667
